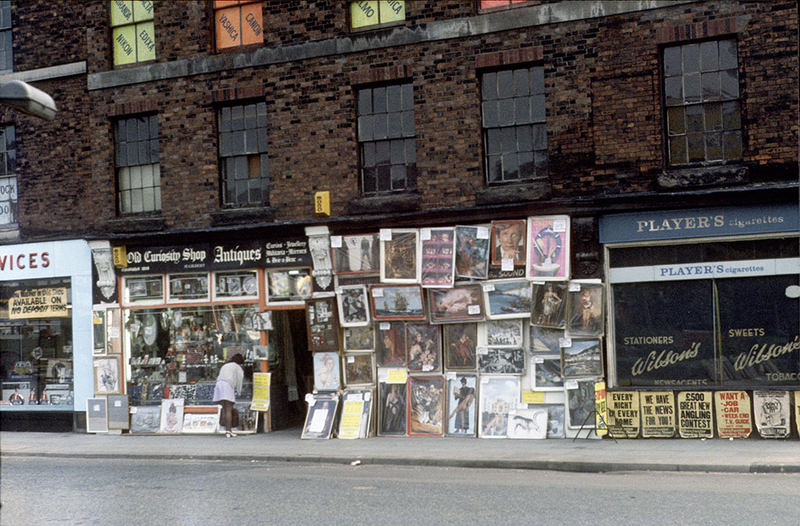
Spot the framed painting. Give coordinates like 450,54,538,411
379,228,421,283
566,379,598,429
443,323,478,370
478,376,520,438
375,321,407,367
343,324,375,352
93,356,122,395
336,284,371,327
407,375,445,436
233,402,259,434
182,405,221,434
526,215,570,280
529,325,562,355
301,394,339,439
536,403,566,438
378,381,407,436
405,323,441,373
483,279,531,319
491,219,527,266
531,355,564,390
507,407,548,439
343,352,376,387
159,398,185,434
266,268,313,303
561,339,603,378
331,234,380,275
306,296,340,352
428,285,485,324
478,347,525,375
567,281,604,337
86,397,108,433
313,351,341,392
420,227,456,288
338,389,374,439
454,224,490,279
486,319,524,347
531,281,567,328
129,405,161,434
446,373,477,437
370,284,426,321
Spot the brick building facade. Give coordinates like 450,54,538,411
1,1,798,436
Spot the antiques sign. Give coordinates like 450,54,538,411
9,287,69,319
117,238,311,274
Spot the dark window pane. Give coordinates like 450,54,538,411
404,139,416,164
117,141,127,166
244,129,258,153
502,152,518,180
719,40,737,70
663,46,681,77
497,70,513,99
684,73,701,103
358,89,372,115
220,107,231,132
514,97,530,124
531,94,546,122
256,102,267,127
705,132,722,161
387,114,403,139
390,165,406,190
374,113,387,140
235,156,248,180
230,105,243,131
230,130,244,154
363,167,376,194
664,77,683,106
373,87,387,113
518,150,534,179
687,132,704,162
723,131,742,159
720,69,739,100
257,127,268,151
127,141,139,165
667,107,685,135
704,103,722,132
150,138,159,161
534,151,548,176
358,114,373,142
387,85,402,112
486,128,501,155
530,67,544,95
513,68,529,96
377,165,391,192
516,125,532,151
376,141,390,165
244,103,257,129
498,99,514,126
722,101,741,130
669,136,687,165
532,124,547,151
500,127,516,153
390,139,405,164
700,40,718,72
701,71,720,101
682,43,699,74
401,83,413,111
686,105,703,132
487,155,502,183
482,72,497,100
402,110,415,137
482,101,498,128
362,142,375,167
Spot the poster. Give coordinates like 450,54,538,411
714,391,751,438
337,399,365,440
250,372,271,411
677,391,714,439
507,408,548,439
640,391,676,438
566,281,604,337
159,398,185,434
454,225,490,280
306,296,340,352
380,229,420,283
594,381,607,436
313,351,341,392
491,220,527,266
479,376,520,438
407,376,445,436
420,227,456,287
753,390,790,439
526,215,570,280
446,373,477,437
378,381,407,436
606,390,640,438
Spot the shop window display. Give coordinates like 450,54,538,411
1,278,74,407
125,305,259,406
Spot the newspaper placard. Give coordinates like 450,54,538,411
606,390,640,438
753,390,790,439
714,391,751,438
594,381,607,436
677,391,714,438
250,372,271,411
796,391,800,436
640,391,675,438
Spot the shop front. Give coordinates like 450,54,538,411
0,240,93,431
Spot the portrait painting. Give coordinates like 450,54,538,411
454,225,490,279
158,398,184,434
371,284,426,320
407,376,445,437
332,234,379,275
380,229,420,283
428,285,485,324
379,381,407,436
405,323,441,372
446,373,477,437
313,351,341,392
567,282,604,337
491,219,526,266
376,322,407,367
484,280,531,319
443,323,478,370
421,227,456,288
336,284,371,327
343,352,376,387
526,215,570,280
532,281,567,328
478,376,520,438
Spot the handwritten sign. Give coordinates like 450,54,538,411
677,391,713,438
250,372,271,411
594,382,608,436
753,390,790,439
714,391,751,438
337,400,365,440
640,391,675,438
522,390,545,404
9,288,69,319
606,391,640,438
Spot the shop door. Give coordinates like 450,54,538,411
268,309,310,429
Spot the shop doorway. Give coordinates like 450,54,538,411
268,309,310,429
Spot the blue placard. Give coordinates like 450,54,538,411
600,204,799,244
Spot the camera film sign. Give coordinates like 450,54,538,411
606,391,640,438
677,391,713,439
714,391,751,438
640,391,675,438
753,390,790,439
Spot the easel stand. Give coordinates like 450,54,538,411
572,409,618,443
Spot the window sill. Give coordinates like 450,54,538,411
211,206,275,226
657,163,747,190
106,215,166,233
347,193,421,215
476,180,551,205
0,225,20,241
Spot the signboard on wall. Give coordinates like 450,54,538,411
606,390,640,438
752,390,790,439
8,287,69,319
714,391,751,438
677,391,714,439
640,391,675,438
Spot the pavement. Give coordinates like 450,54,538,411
1,429,798,474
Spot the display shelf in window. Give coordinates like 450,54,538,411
266,268,313,304
167,273,210,303
123,275,164,305
213,270,259,301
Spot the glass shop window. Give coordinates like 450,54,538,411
168,273,210,303
123,275,164,305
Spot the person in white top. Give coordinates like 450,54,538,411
213,353,245,437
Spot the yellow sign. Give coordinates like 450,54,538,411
714,390,751,438
386,368,408,384
641,391,676,438
607,390,640,438
250,372,271,411
112,246,128,268
9,288,69,319
338,400,365,439
677,391,713,439
594,381,608,436
522,390,545,404
314,191,330,216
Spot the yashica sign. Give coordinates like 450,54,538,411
677,391,713,439
9,288,69,319
714,391,751,438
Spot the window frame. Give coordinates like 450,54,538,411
661,37,743,167
212,0,264,52
0,0,13,73
479,64,548,186
109,0,156,67
216,100,270,208
349,1,406,32
355,81,418,196
477,0,537,12
0,124,16,228
114,114,161,216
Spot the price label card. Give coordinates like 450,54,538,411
386,368,408,384
476,226,490,240
420,228,431,241
114,400,122,407
347,356,355,363
130,407,138,414
380,229,392,241
477,346,488,354
569,282,581,292
565,379,579,390
553,219,567,232
467,305,480,315
330,236,342,248
501,258,514,271
522,390,545,404
559,337,572,348
483,283,495,292
372,288,384,297
532,281,545,285
379,322,391,331
534,357,545,363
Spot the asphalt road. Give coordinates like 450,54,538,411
2,457,799,525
